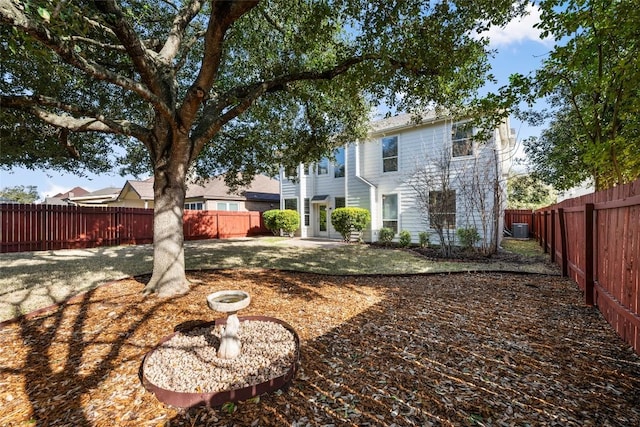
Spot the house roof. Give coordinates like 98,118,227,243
369,110,449,135
52,186,90,198
119,174,279,202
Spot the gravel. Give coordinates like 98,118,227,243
143,320,297,393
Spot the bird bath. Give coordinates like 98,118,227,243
207,290,251,359
141,289,299,408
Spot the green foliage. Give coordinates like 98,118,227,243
456,227,480,250
522,0,640,191
507,174,557,210
0,185,39,203
263,209,300,237
330,207,371,242
398,230,412,247
378,228,395,246
418,231,430,248
262,210,280,236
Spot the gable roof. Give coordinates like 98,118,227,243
52,186,90,198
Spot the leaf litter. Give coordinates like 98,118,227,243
0,270,639,426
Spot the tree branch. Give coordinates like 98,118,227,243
0,0,174,123
1,95,151,145
192,54,379,151
159,0,204,62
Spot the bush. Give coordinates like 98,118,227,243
262,210,280,235
418,231,430,248
457,227,480,250
398,230,411,247
263,209,300,237
331,207,371,242
378,227,395,246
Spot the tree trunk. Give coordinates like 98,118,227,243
143,139,191,297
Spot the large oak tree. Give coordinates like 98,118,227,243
1,0,520,297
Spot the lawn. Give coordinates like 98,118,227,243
0,237,556,323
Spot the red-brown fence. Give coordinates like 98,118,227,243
534,178,640,354
0,204,268,253
504,209,535,237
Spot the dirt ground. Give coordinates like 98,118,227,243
1,269,639,426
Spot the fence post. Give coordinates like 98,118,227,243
584,203,595,306
557,208,568,277
542,211,548,253
550,209,556,262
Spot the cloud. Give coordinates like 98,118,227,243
480,4,554,48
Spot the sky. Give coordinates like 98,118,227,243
0,4,554,202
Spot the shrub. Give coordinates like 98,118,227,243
457,227,480,250
331,207,371,242
263,209,300,237
418,231,430,248
378,227,395,246
262,209,280,235
398,230,411,247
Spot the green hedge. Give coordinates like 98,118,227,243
263,209,300,237
331,207,371,242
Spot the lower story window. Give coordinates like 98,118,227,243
382,193,398,234
335,197,346,209
284,198,297,211
216,202,239,211
304,198,310,226
429,190,456,229
184,202,204,210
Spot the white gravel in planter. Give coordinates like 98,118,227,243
144,320,296,393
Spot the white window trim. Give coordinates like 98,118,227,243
381,135,399,174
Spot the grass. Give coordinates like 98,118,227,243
0,237,554,323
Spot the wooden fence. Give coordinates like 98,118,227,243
0,204,268,253
534,178,640,354
504,209,535,237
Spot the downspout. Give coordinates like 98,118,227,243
355,140,377,241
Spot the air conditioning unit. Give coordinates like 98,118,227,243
512,223,529,239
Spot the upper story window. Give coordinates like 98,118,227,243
452,123,473,157
382,136,398,172
317,158,329,175
334,147,345,178
303,163,310,176
284,165,297,180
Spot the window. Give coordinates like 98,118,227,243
304,198,310,226
184,202,204,210
317,158,329,175
382,194,398,233
284,198,297,210
335,197,346,209
452,123,473,157
216,202,239,211
334,147,345,178
284,165,298,179
303,163,310,176
382,136,398,172
429,190,456,229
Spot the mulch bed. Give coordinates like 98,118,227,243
1,269,639,426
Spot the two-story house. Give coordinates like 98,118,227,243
280,111,516,247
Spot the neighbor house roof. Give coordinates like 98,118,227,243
118,174,279,202
52,186,90,199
